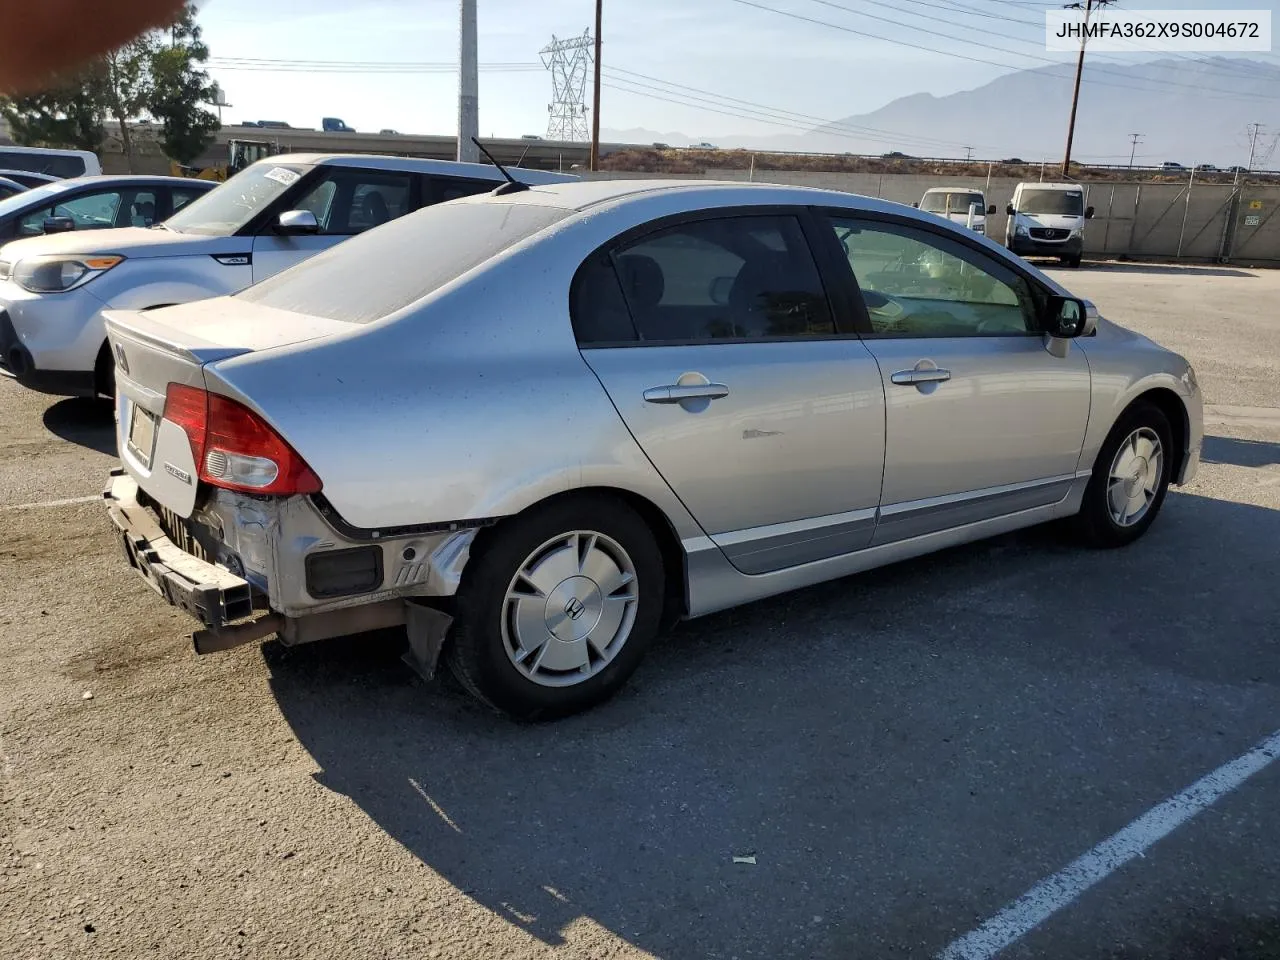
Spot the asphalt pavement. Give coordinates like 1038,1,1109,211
2,263,1279,960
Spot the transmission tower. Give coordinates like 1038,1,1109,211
540,30,593,142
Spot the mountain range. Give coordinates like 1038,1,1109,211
602,58,1280,167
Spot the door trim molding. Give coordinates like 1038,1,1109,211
710,506,878,574
874,472,1083,545
696,472,1088,574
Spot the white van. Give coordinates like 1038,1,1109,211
0,146,101,179
1004,182,1094,268
916,187,996,235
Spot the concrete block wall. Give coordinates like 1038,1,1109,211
583,168,1280,264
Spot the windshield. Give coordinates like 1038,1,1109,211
1017,190,1083,216
920,192,985,215
165,162,310,236
0,180,74,220
237,200,570,324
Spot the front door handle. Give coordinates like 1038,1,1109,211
643,382,730,404
890,368,951,386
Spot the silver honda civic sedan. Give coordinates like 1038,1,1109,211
103,179,1202,719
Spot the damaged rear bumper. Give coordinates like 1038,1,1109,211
104,469,468,673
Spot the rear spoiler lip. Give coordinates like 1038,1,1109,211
103,308,252,366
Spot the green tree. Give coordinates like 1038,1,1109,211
102,39,157,172
147,4,219,167
0,65,109,152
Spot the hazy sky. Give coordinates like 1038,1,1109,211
198,0,1279,147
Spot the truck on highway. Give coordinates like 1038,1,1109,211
322,118,356,133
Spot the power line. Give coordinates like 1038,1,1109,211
207,57,542,74
806,0,1280,98
875,0,1280,79
605,66,996,151
726,0,1280,102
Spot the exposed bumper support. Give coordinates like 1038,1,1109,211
105,469,260,628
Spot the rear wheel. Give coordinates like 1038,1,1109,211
1072,402,1172,548
446,495,665,720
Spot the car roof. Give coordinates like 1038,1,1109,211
23,174,214,189
0,169,59,182
922,186,983,192
274,153,577,183
468,178,932,219
1014,182,1083,191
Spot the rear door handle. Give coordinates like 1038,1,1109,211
890,368,951,385
643,383,730,404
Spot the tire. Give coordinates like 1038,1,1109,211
93,341,115,401
445,495,665,720
1072,401,1173,548
1068,255,1082,268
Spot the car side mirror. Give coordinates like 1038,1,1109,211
1006,204,1015,216
43,216,75,234
1084,206,1095,219
1043,294,1094,338
275,209,319,235
910,202,919,208
987,204,997,215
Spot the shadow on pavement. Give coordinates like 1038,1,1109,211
42,397,115,455
1102,909,1280,959
266,492,1280,960
1072,262,1257,278
1202,435,1280,469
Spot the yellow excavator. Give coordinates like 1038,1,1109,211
170,138,276,182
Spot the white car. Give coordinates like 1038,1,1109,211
0,154,575,398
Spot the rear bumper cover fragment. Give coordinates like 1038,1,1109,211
104,469,258,628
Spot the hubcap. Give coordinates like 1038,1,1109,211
502,531,638,688
1107,427,1164,527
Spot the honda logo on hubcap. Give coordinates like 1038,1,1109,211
564,597,586,620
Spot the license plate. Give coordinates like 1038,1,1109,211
126,405,159,467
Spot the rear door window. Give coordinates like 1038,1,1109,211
578,214,836,343
426,175,498,205
286,170,414,235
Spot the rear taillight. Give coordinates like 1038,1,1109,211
162,383,321,496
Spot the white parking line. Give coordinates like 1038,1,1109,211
3,495,99,511
938,727,1280,960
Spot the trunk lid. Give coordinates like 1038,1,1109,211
105,297,356,518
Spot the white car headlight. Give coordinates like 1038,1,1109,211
12,254,124,294
1015,223,1029,237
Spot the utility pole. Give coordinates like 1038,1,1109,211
457,0,479,163
590,0,602,172
1245,122,1263,172
1127,132,1143,171
963,146,974,162
1061,0,1113,177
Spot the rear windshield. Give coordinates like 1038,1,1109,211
236,200,570,323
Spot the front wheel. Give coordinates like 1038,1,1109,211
1072,402,1173,548
446,495,665,720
